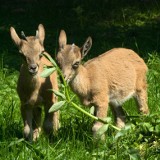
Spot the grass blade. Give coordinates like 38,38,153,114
8,138,24,147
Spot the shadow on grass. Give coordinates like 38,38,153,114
0,0,160,70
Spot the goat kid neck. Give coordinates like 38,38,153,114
69,65,90,98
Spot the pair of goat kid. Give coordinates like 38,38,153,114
10,24,149,141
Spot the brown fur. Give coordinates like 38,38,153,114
57,30,149,138
10,24,59,141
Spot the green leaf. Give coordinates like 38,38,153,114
40,67,56,78
128,148,141,160
123,124,132,131
115,130,125,139
155,124,160,134
143,122,154,132
96,124,109,137
129,154,140,160
101,117,112,123
49,101,66,113
48,89,66,99
90,106,95,115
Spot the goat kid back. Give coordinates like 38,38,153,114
57,30,149,139
10,24,59,141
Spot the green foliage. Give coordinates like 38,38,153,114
49,101,66,112
40,66,56,78
1,0,160,159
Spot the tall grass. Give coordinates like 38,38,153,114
0,51,160,159
1,0,160,159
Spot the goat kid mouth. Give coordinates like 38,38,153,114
65,78,70,84
29,70,38,76
64,77,71,84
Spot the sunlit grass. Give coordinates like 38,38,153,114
1,0,160,159
0,51,160,159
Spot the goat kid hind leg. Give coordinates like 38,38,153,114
110,104,126,128
135,87,149,115
134,72,149,115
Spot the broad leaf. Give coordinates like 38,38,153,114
115,130,125,139
49,101,66,113
41,67,56,78
48,89,66,99
101,117,112,123
90,106,95,115
96,124,109,137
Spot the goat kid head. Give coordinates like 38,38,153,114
10,24,45,76
57,30,92,83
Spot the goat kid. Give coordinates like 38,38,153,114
57,30,149,139
10,24,59,141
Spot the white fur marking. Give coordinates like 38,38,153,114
109,91,135,106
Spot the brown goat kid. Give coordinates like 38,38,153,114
57,30,149,138
10,24,59,141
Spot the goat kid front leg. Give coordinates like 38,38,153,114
32,107,42,141
21,104,33,141
92,94,109,140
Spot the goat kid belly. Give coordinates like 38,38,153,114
109,90,135,106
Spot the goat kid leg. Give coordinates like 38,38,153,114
135,88,149,114
32,107,42,141
92,95,108,140
21,105,33,141
110,104,126,128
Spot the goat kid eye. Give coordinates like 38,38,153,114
39,51,45,58
39,53,43,58
72,62,80,69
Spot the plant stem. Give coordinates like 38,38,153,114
71,101,98,121
70,101,120,131
57,68,70,101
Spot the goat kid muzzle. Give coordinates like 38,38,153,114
28,64,38,75
64,75,70,84
63,72,75,84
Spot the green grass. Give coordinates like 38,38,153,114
1,53,160,159
1,0,160,159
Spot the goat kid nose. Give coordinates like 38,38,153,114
30,64,37,70
63,74,68,81
28,64,38,75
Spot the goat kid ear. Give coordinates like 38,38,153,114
37,24,45,45
59,30,67,50
10,27,21,47
81,37,92,59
